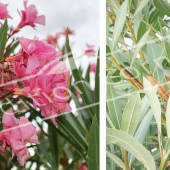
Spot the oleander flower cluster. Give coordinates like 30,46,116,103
0,0,71,166
0,111,40,166
0,1,94,168
7,37,71,125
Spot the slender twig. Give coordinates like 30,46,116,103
106,62,114,74
122,149,130,170
149,27,162,43
126,20,146,63
109,56,140,91
158,129,163,159
7,97,20,101
116,0,121,7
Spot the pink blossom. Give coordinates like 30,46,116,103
85,44,95,57
9,38,71,125
0,2,12,20
90,64,96,73
62,27,75,35
79,165,88,170
17,1,45,29
46,33,61,44
0,112,39,166
7,38,62,76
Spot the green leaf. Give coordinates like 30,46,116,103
57,116,88,151
88,115,99,170
153,0,170,17
151,149,160,160
149,9,163,24
166,97,170,139
106,128,156,170
95,50,100,123
106,112,116,129
111,0,127,50
130,58,143,83
48,126,59,169
130,30,149,67
137,16,147,42
139,96,150,123
85,65,90,82
143,77,161,133
134,0,150,17
27,104,85,159
142,4,149,22
66,29,95,117
106,150,125,170
158,19,170,64
107,75,122,129
37,139,53,166
69,112,87,137
121,93,142,136
4,41,19,57
0,19,8,60
147,37,165,83
128,110,153,165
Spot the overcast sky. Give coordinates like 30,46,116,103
2,0,99,51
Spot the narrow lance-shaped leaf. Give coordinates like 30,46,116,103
106,150,125,170
0,19,8,60
37,138,53,166
130,30,149,67
94,50,100,123
134,0,150,17
57,116,88,151
106,112,115,129
147,38,165,84
27,104,85,158
137,16,147,42
88,115,99,170
121,93,142,136
48,126,60,169
66,29,95,117
143,77,161,133
111,0,127,50
106,128,156,170
158,19,170,64
153,0,170,18
107,75,122,129
139,96,149,122
128,110,153,165
149,9,164,24
4,41,19,57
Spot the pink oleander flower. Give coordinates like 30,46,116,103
79,165,88,170
16,1,45,30
8,38,71,125
85,44,95,57
0,2,12,20
90,64,97,73
62,27,75,35
0,112,39,166
46,33,61,44
7,37,62,76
